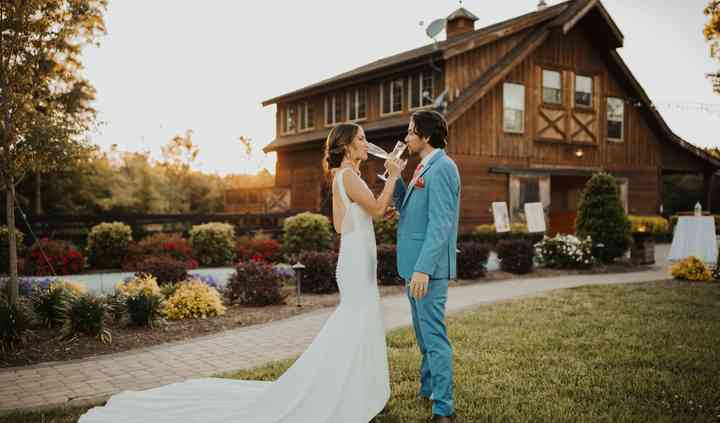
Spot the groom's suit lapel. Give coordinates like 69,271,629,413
401,149,445,209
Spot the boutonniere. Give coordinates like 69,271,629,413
414,177,425,189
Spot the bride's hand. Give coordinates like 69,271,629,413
384,158,404,179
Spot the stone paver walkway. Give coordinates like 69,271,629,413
0,247,672,414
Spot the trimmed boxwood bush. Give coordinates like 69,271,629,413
225,261,287,306
0,295,34,350
457,242,490,279
189,223,236,266
86,222,132,269
575,173,632,263
296,251,339,294
64,294,112,343
377,244,403,285
24,239,84,276
282,212,334,256
134,256,189,285
0,226,24,275
497,239,535,274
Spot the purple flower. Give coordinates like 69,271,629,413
188,274,220,288
273,264,295,280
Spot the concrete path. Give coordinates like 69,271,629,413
0,245,673,414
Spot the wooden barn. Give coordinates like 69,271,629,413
261,0,720,234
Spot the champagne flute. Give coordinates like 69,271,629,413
371,141,407,182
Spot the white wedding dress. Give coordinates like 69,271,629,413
79,167,390,423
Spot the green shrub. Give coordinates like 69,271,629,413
535,234,594,269
497,239,535,274
0,296,34,350
377,244,403,285
134,256,189,285
105,292,127,323
465,224,543,247
225,261,287,306
86,222,132,269
374,210,399,245
30,283,75,328
189,223,236,266
576,173,632,263
295,251,339,294
64,294,111,343
457,242,490,279
0,226,25,275
282,212,334,256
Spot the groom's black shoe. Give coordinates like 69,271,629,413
428,414,455,423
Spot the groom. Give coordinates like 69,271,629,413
392,110,461,422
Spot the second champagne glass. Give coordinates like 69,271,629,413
378,141,407,182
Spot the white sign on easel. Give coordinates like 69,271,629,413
524,202,547,233
492,202,510,233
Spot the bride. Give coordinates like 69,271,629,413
79,123,405,423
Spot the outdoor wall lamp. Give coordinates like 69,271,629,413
575,148,584,158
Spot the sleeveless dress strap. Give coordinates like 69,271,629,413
335,168,353,208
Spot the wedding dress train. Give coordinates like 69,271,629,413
79,167,390,422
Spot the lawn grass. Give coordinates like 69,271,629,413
3,280,719,422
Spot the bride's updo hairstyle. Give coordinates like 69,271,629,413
323,122,361,180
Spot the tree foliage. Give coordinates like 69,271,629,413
705,0,720,93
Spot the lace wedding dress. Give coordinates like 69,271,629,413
79,167,390,423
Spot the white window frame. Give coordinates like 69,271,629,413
282,105,295,135
409,71,434,110
574,74,593,108
542,69,563,105
503,82,525,134
298,102,314,131
346,88,367,122
607,97,625,143
380,78,404,116
324,95,344,127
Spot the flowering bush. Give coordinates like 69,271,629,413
237,237,282,263
134,256,189,285
116,274,164,326
64,294,112,343
24,239,84,276
86,222,132,269
0,226,25,275
225,261,287,306
457,242,490,279
189,223,237,266
535,234,594,269
163,279,226,320
671,257,712,282
282,212,334,256
187,274,221,289
122,233,197,271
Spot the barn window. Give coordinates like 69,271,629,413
298,102,314,131
282,106,296,134
325,94,344,126
542,69,562,105
607,97,624,142
347,88,367,121
409,71,434,109
381,78,404,115
575,75,593,107
503,83,525,134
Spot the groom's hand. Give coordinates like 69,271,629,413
410,272,429,300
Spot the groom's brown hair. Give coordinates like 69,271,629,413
410,110,447,149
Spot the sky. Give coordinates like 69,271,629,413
80,0,720,176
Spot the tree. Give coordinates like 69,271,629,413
159,130,199,213
575,173,632,263
0,0,107,305
705,1,720,93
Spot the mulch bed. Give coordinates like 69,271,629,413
0,261,651,369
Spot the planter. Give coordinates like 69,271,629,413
631,232,655,265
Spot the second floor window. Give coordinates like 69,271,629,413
503,83,525,134
409,72,434,109
575,75,593,108
283,106,296,134
542,69,562,105
347,88,367,121
607,97,624,142
381,78,404,115
298,102,314,131
325,94,344,126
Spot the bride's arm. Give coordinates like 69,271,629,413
344,171,400,219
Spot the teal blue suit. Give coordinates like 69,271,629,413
393,149,460,417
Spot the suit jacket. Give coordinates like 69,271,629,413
393,149,461,281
